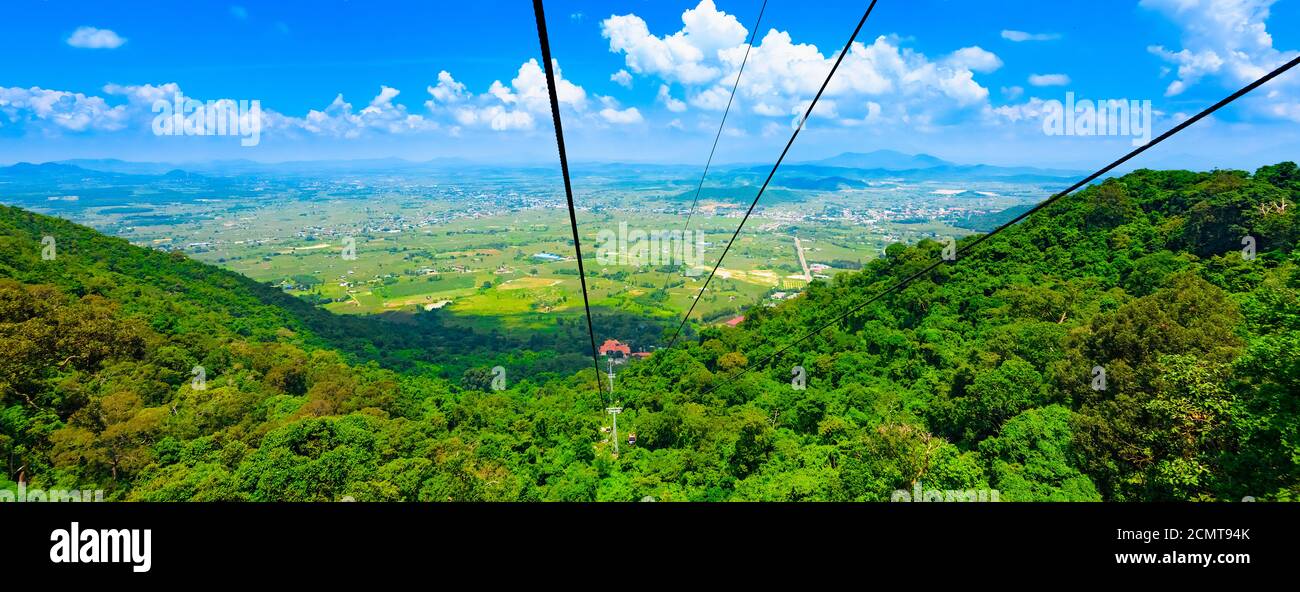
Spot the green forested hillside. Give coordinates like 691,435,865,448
1,164,1297,501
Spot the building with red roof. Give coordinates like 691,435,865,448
598,339,632,358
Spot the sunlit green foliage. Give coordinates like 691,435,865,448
0,164,1296,501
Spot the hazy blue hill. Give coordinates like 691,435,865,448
57,159,180,176
0,162,278,209
59,157,429,177
18,153,1089,186
164,169,209,180
665,185,803,204
725,150,1083,183
0,162,126,182
776,176,871,190
805,150,950,170
946,163,1083,179
571,162,696,172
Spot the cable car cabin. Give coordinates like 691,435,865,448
627,433,636,445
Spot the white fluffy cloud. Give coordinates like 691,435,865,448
453,104,535,131
0,52,603,143
280,87,436,137
67,26,127,49
595,95,645,125
602,1,1001,131
104,81,436,138
1142,0,1299,121
600,106,644,124
989,96,1055,124
611,69,634,88
297,95,366,138
511,58,587,114
102,82,182,107
1148,46,1225,96
1028,73,1071,87
601,0,747,85
0,86,127,131
831,36,999,108
1001,30,1060,42
946,47,1004,73
442,58,590,132
657,85,688,112
0,82,275,141
426,71,469,105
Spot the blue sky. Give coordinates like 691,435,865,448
1,0,1298,169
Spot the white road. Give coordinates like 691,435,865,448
794,236,812,282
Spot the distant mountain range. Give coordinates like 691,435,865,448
0,161,263,209
49,157,479,176
774,150,1085,181
0,161,116,178
0,160,864,209
0,152,1087,210
801,150,950,170
0,150,1084,179
0,161,217,184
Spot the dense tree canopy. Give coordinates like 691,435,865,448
0,164,1296,501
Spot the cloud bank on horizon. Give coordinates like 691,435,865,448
0,0,1297,168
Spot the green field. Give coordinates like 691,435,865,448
55,173,1035,346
